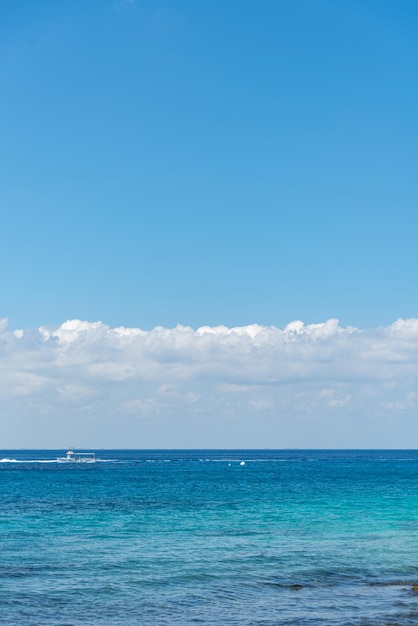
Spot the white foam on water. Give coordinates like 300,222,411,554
0,458,59,463
0,458,119,464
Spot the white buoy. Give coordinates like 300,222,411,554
240,461,245,466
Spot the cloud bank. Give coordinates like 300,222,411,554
1,318,418,448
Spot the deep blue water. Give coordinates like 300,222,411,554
1,449,418,625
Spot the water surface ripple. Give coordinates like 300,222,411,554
1,449,418,625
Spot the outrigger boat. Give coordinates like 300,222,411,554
57,449,96,463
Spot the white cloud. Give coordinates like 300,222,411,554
1,318,418,448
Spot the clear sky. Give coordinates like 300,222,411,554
1,1,418,447
2,0,418,330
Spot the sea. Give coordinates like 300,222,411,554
1,449,418,625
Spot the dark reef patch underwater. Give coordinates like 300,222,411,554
1,449,418,625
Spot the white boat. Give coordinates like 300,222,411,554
57,449,96,463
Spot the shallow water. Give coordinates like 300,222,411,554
1,449,418,625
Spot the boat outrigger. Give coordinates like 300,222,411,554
57,450,96,463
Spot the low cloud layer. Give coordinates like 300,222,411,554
1,318,418,448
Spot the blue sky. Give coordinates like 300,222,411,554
1,1,418,447
2,0,418,331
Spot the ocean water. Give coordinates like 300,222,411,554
1,450,418,625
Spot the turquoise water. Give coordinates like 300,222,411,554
1,450,418,625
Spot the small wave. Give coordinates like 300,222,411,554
0,458,59,463
208,458,291,463
28,460,59,463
